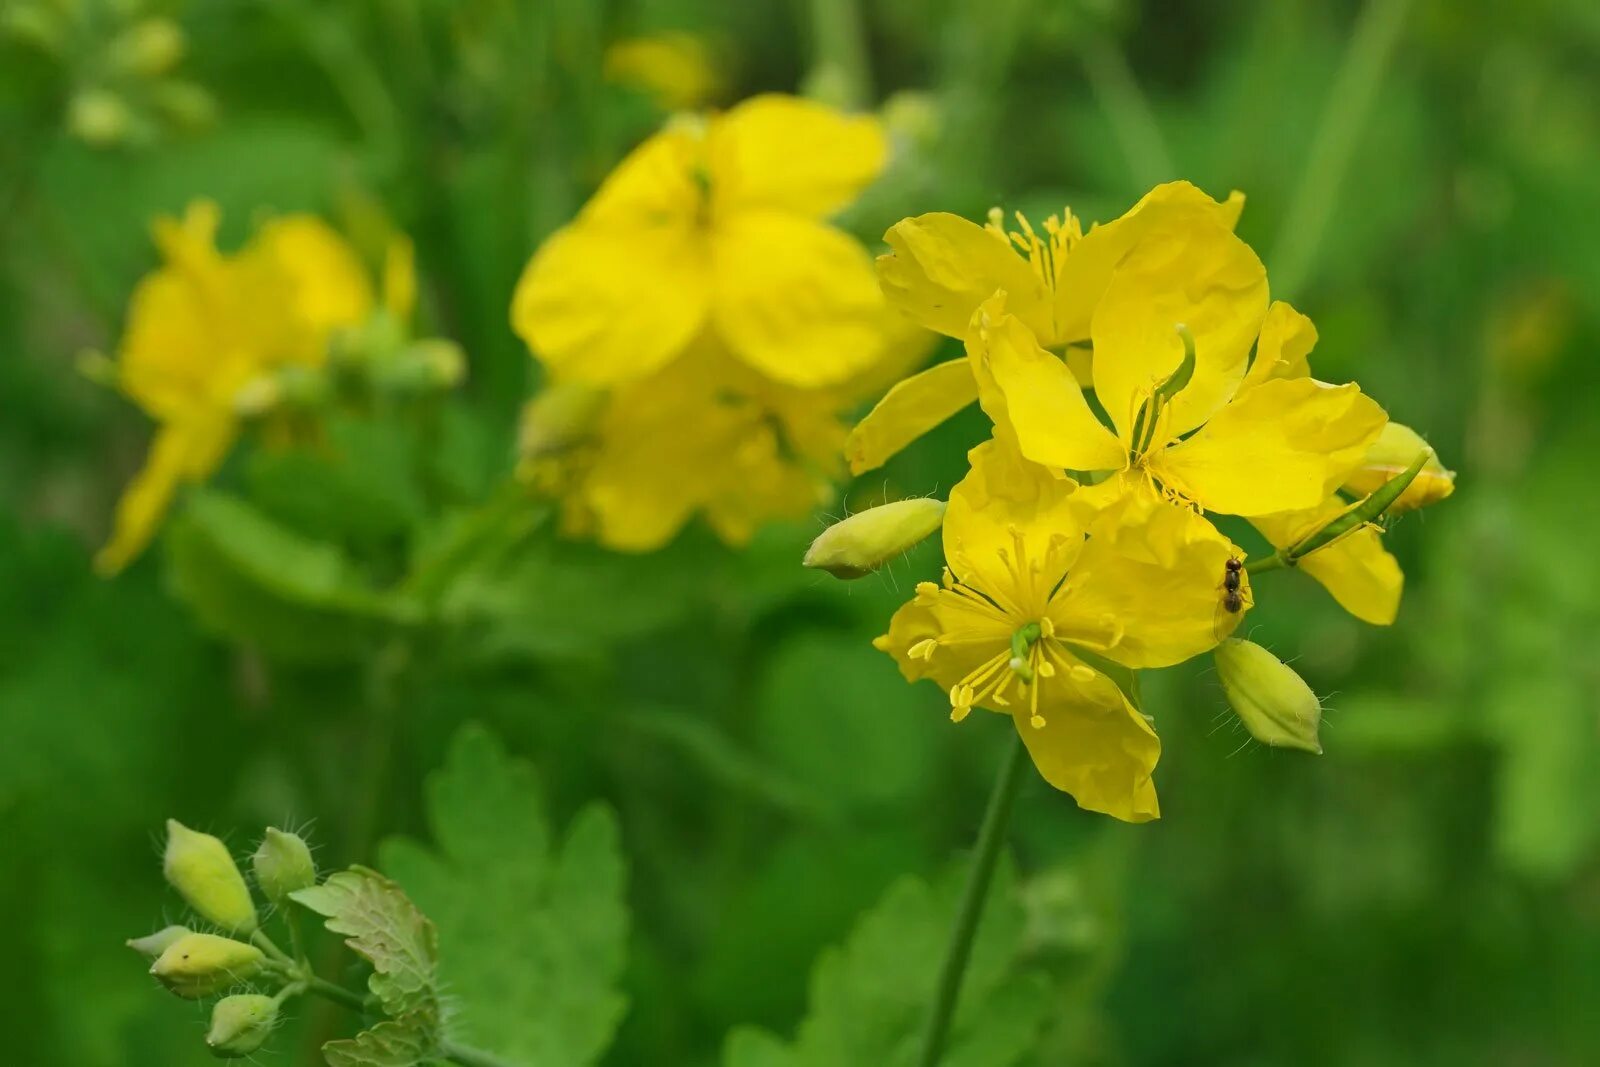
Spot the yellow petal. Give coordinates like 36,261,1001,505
1154,378,1387,516
1340,421,1456,513
966,297,1126,472
582,125,705,225
511,219,709,385
1052,489,1241,668
1250,501,1403,626
1053,181,1247,345
874,596,1003,692
711,211,883,387
603,32,721,111
877,212,1054,341
942,439,1082,598
1016,667,1161,823
707,94,887,218
1240,300,1316,392
95,421,233,575
845,358,978,474
246,215,373,344
1089,217,1268,442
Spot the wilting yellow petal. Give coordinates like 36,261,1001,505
877,212,1054,341
1089,216,1268,442
711,211,884,386
1250,500,1403,625
1016,667,1161,823
707,94,887,218
1053,181,1246,346
1153,378,1386,516
966,297,1125,472
845,358,978,474
1340,421,1455,513
1052,490,1240,668
512,218,709,385
95,420,233,574
1239,300,1316,392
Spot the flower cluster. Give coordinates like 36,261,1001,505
95,202,461,573
510,93,928,551
824,183,1454,820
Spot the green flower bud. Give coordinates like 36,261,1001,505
206,993,278,1058
127,924,193,959
252,828,315,902
149,79,216,131
150,933,266,999
163,820,258,934
518,381,607,459
1214,639,1323,754
803,498,946,579
67,89,131,147
106,17,186,77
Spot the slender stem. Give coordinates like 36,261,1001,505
440,1039,523,1067
303,975,373,1014
1077,29,1174,188
250,930,295,966
1245,552,1287,575
808,0,873,107
917,730,1029,1067
1268,0,1413,300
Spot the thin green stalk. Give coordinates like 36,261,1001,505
1077,29,1174,188
1269,0,1413,300
303,974,372,1013
439,1039,523,1067
917,730,1029,1066
808,0,873,108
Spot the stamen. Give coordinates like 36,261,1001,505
908,638,938,660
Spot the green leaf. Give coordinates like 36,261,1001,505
723,864,1049,1067
165,490,414,661
379,724,629,1066
291,867,441,1022
322,1019,437,1067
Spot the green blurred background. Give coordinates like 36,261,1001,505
3,0,1599,1064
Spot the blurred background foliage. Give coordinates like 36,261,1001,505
3,0,1599,1064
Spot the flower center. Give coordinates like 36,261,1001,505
986,208,1082,292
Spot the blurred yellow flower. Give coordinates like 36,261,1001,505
604,32,721,111
511,93,890,389
849,181,1245,472
98,201,374,574
874,441,1241,822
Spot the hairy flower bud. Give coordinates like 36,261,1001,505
206,993,278,1058
1340,422,1454,513
1214,639,1323,754
803,498,946,579
150,933,266,999
163,820,258,934
67,89,131,147
252,828,315,902
127,924,193,960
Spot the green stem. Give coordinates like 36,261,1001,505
917,730,1029,1067
1245,552,1287,575
808,0,872,107
250,930,295,966
303,974,373,1014
439,1040,523,1067
1269,0,1413,299
1077,29,1174,187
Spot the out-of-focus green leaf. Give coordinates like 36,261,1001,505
722,863,1049,1067
246,417,426,548
379,724,628,1066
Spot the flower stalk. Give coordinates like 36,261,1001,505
1246,448,1430,575
917,730,1029,1066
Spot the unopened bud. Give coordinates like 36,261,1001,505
150,933,265,999
67,89,131,147
149,79,216,131
1214,639,1323,754
163,820,258,934
206,993,278,1057
1340,422,1454,513
252,828,315,902
518,381,607,459
107,17,186,77
803,498,946,579
127,924,192,959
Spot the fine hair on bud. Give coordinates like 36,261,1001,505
803,497,946,579
149,933,266,1000
252,827,316,903
207,993,279,1058
1213,638,1323,754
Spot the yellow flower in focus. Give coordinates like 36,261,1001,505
511,94,891,389
958,214,1386,520
849,181,1245,472
1250,498,1402,626
874,441,1244,822
98,201,375,574
604,32,721,111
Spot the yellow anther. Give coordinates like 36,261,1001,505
950,704,972,723
1039,617,1056,637
908,638,938,660
1030,714,1047,730
1070,664,1096,682
1037,660,1056,678
915,581,939,598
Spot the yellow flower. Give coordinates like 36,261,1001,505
511,94,890,389
604,32,722,111
874,441,1244,822
958,214,1386,520
1339,421,1455,513
1249,497,1402,625
98,202,378,574
849,181,1245,473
